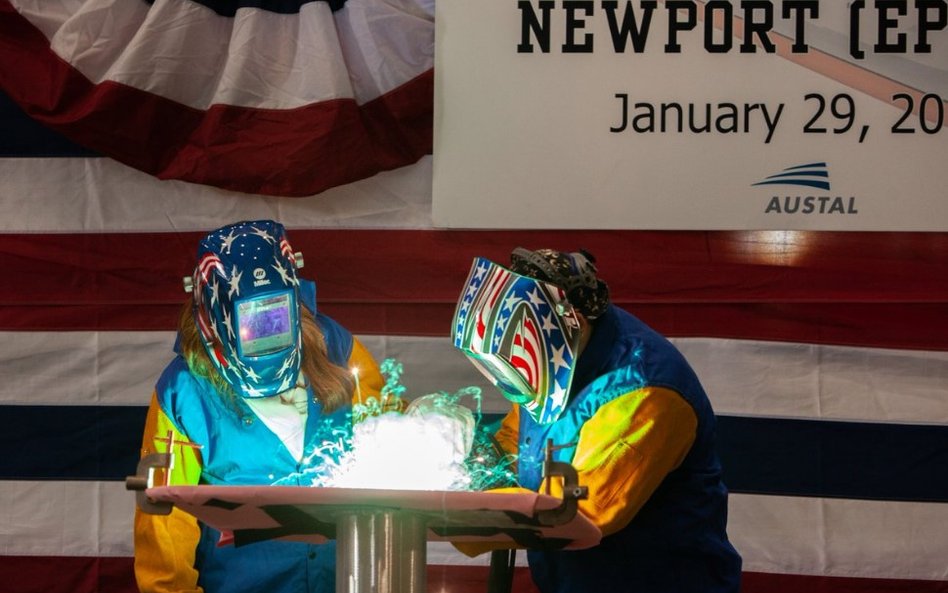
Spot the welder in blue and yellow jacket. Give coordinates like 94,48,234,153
452,248,742,593
134,220,387,593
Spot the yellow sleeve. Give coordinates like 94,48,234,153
133,392,204,593
543,386,697,537
494,404,520,458
348,337,406,413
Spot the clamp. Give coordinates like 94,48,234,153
537,438,588,526
126,430,203,515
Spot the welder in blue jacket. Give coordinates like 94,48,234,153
452,247,742,593
134,220,387,593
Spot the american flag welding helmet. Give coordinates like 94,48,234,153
452,257,583,425
191,220,303,399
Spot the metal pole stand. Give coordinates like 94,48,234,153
127,436,590,593
336,510,428,593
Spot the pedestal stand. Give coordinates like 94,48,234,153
127,441,598,593
336,510,427,593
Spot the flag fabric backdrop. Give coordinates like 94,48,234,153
1,2,948,593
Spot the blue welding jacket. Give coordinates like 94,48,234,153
515,305,742,593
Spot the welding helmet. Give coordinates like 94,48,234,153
189,220,304,398
452,257,584,425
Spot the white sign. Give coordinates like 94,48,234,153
433,0,948,230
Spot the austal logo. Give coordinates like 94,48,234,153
753,162,858,215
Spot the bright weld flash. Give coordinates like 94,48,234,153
325,395,475,491
273,360,517,492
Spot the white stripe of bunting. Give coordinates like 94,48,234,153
4,332,946,426
0,156,434,232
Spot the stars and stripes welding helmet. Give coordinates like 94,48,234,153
188,220,304,399
451,256,585,425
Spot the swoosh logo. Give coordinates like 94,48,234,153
753,162,831,191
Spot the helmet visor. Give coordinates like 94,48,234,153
236,291,296,358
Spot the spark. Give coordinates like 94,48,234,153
273,359,518,492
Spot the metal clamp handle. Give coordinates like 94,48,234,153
125,452,174,515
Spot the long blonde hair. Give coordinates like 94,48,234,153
177,300,351,412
